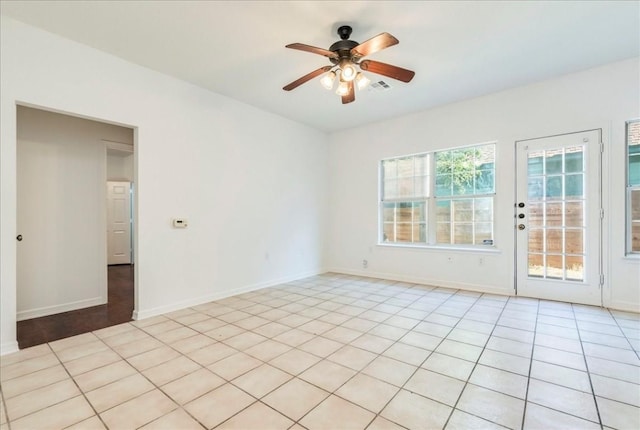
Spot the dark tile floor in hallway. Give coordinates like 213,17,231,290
16,265,134,349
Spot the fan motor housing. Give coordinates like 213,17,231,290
329,40,358,63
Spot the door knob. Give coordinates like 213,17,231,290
518,202,525,208
16,234,22,241
518,213,525,219
518,224,526,230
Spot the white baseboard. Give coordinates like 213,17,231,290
16,296,107,321
328,267,513,297
133,268,324,321
1,340,20,356
607,299,640,313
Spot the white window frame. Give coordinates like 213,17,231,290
379,142,496,248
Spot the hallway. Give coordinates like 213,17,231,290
16,265,134,349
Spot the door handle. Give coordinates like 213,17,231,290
16,234,23,241
518,224,526,230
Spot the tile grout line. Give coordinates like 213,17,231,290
440,292,517,430
571,303,604,430
520,296,541,430
45,342,110,430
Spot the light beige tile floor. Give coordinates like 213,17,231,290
1,273,639,430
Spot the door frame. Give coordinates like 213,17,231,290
15,104,138,326
514,128,604,306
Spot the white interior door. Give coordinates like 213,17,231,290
107,181,131,265
515,130,602,306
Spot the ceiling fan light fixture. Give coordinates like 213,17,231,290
320,71,336,90
336,80,350,96
356,72,370,90
340,60,357,82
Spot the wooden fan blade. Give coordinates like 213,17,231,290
341,80,355,104
283,66,332,91
351,32,399,58
286,43,339,59
359,60,415,83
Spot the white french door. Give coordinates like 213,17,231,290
515,130,602,306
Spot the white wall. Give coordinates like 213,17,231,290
17,107,133,320
327,58,640,311
1,17,328,354
107,153,134,181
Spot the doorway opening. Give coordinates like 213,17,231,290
16,105,136,348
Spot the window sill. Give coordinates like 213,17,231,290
622,254,640,262
377,243,502,254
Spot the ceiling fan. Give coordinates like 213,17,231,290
283,25,415,104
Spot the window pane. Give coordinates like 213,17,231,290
396,223,412,242
529,203,544,228
453,199,473,222
475,222,492,244
528,253,543,278
565,174,583,199
630,154,640,186
454,224,473,244
628,120,640,186
383,179,397,199
474,197,493,222
383,159,397,179
413,224,427,242
436,174,452,196
383,203,395,222
529,229,543,253
436,200,451,221
566,229,583,254
632,189,640,252
546,202,563,227
415,175,429,198
415,155,428,176
475,168,495,194
565,148,583,173
383,223,395,242
546,151,563,174
546,254,563,279
437,223,451,244
398,177,414,198
566,201,584,227
528,177,544,200
632,221,640,253
397,157,414,177
528,151,544,175
546,229,563,253
566,256,584,281
380,200,427,244
546,176,563,200
397,203,412,222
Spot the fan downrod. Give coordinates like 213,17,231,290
337,25,353,40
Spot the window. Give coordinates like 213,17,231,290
627,119,640,254
381,154,429,243
380,143,496,247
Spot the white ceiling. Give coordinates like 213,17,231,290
1,1,639,133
